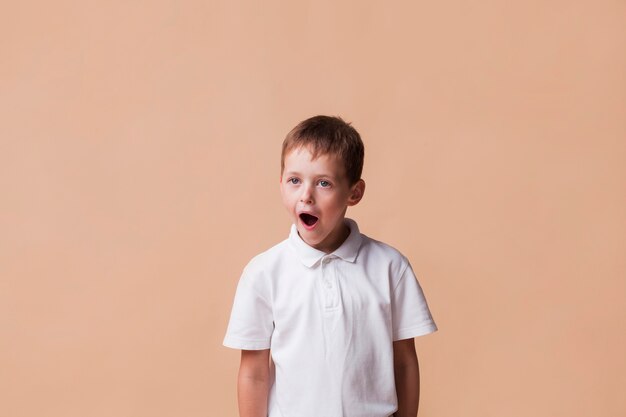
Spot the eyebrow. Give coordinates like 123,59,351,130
283,171,338,181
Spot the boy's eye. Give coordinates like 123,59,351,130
288,178,300,184
318,180,331,188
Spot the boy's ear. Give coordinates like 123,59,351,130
347,179,365,206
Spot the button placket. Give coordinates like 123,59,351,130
320,256,338,309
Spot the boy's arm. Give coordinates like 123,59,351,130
393,338,420,417
238,349,271,417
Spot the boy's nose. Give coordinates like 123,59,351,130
300,186,314,204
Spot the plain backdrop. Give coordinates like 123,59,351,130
1,1,625,416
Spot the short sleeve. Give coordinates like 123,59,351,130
391,259,438,341
223,260,274,350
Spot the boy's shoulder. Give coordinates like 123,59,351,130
359,232,411,269
361,232,406,257
241,236,292,272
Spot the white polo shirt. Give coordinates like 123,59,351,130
223,218,437,417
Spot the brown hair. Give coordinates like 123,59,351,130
281,115,364,185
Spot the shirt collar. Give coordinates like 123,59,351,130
288,218,363,268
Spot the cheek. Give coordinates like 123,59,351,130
280,190,297,208
320,194,346,211
280,192,291,204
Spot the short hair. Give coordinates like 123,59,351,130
281,115,364,185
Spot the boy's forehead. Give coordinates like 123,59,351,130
283,146,347,176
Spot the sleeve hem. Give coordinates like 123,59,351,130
393,322,438,341
223,335,271,350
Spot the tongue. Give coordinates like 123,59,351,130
300,213,318,226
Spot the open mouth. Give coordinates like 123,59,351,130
299,213,319,227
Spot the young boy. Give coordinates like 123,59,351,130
223,115,437,417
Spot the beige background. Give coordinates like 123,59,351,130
1,1,625,416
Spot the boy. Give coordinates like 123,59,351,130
223,115,437,417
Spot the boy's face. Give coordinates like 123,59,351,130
280,146,365,254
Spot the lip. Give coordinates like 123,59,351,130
297,210,319,231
